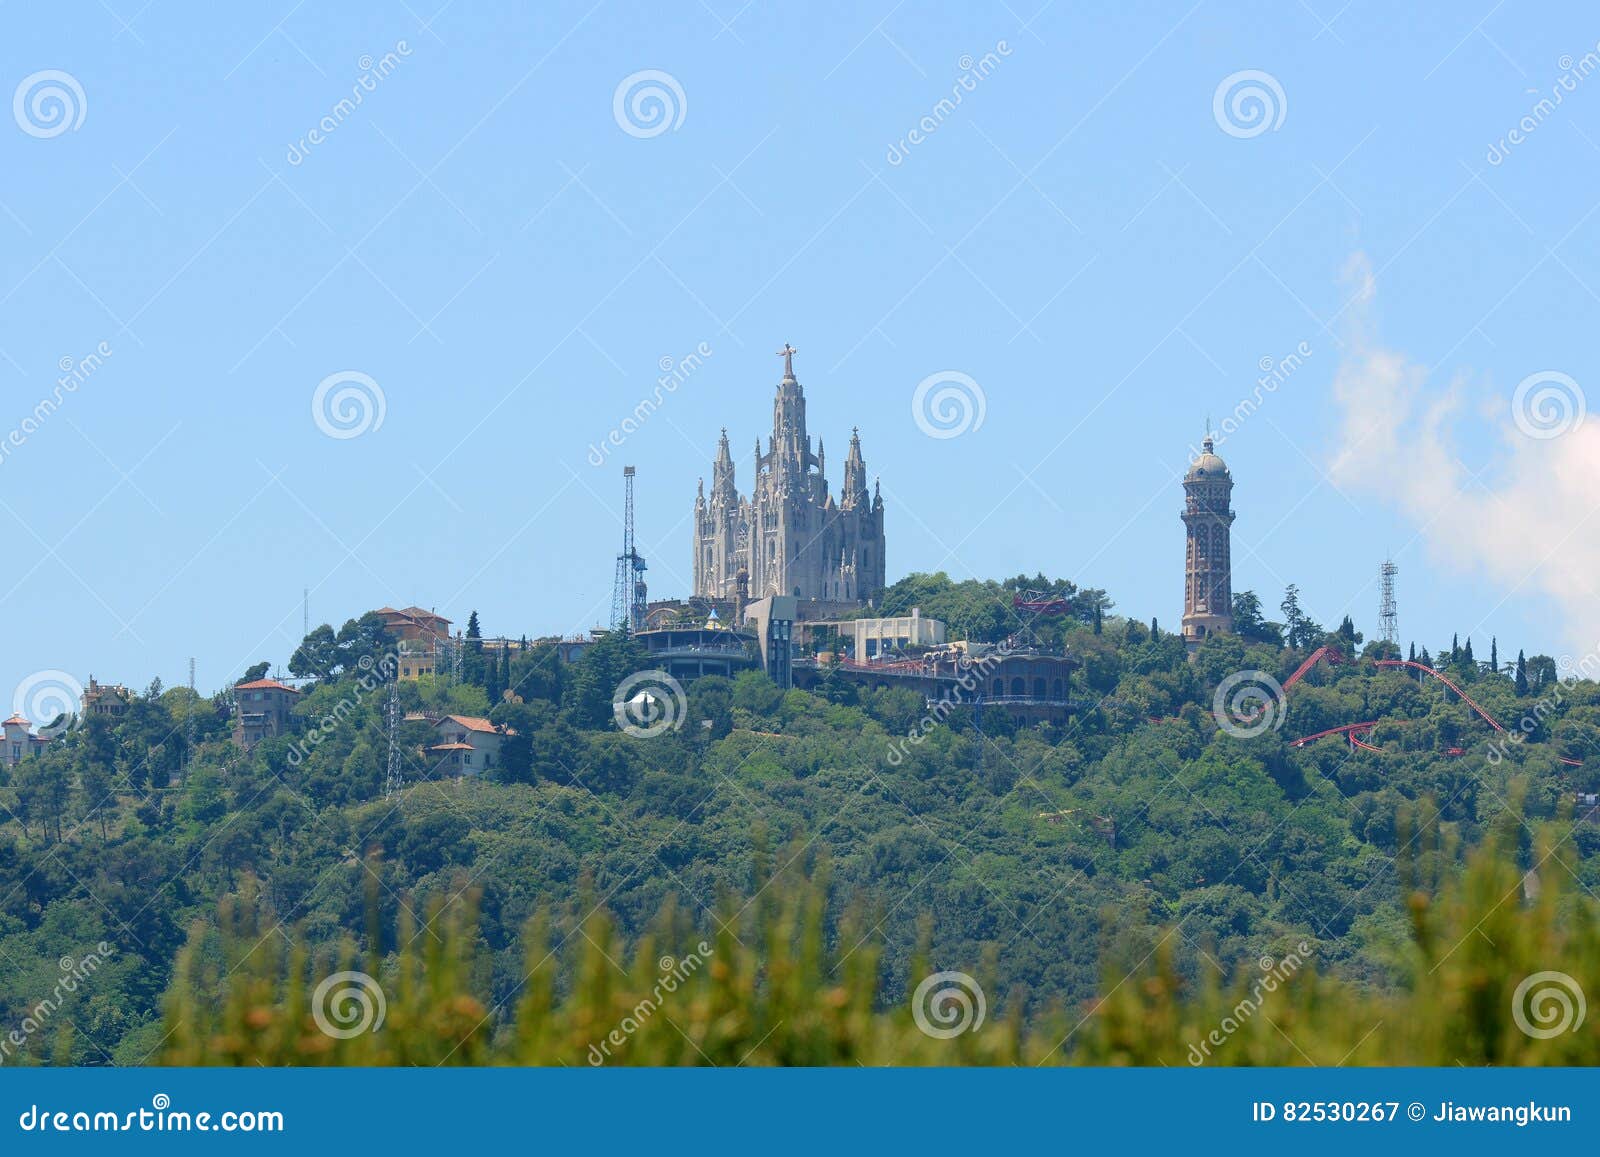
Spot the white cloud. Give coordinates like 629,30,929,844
1327,251,1600,660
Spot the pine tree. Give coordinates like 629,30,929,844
1408,642,1416,663
1515,649,1529,696
1490,637,1499,675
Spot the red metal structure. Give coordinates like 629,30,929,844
1012,590,1073,614
1284,653,1582,766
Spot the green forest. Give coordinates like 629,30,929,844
2,572,1598,1066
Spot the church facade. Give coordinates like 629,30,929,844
694,346,886,604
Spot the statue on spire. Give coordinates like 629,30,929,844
776,343,798,379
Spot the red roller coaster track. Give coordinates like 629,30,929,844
1284,651,1582,766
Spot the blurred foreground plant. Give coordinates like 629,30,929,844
160,810,1600,1065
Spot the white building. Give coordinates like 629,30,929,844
2,714,52,768
428,714,514,776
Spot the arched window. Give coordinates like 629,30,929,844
1033,677,1045,700
992,679,1003,697
1052,678,1063,700
1010,677,1024,696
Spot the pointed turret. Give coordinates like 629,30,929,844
711,427,737,506
842,426,868,508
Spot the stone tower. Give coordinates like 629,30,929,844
1181,432,1235,649
693,345,886,604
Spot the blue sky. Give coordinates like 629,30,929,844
4,1,1600,704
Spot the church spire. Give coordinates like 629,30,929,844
842,426,867,507
711,427,737,505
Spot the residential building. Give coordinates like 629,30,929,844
428,714,513,776
2,714,51,768
80,677,131,719
232,678,302,750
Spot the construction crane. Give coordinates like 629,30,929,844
610,465,648,633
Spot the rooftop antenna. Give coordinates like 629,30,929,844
1379,558,1399,648
611,465,648,633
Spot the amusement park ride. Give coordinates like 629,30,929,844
1277,645,1583,768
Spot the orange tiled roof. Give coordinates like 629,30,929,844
3,713,30,726
437,714,496,733
235,678,302,693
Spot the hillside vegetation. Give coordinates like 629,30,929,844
1,573,1595,1065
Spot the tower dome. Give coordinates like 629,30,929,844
1186,434,1229,480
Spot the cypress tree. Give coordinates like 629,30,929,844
1515,650,1530,696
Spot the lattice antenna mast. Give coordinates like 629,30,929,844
1379,559,1399,647
611,466,649,632
185,657,196,774
384,679,402,800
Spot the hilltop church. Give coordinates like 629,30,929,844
693,345,886,607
